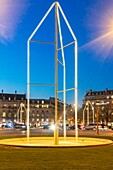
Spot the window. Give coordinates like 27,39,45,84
42,101,44,104
14,114,16,118
111,95,113,99
36,105,39,108
42,105,44,108
2,119,5,123
32,114,34,117
42,114,44,117
46,119,49,122
47,105,49,108
9,97,11,100
3,104,7,107
41,119,44,122
2,112,6,117
14,104,16,107
37,100,39,104
32,118,34,122
9,113,11,117
37,114,39,117
37,119,39,121
107,96,109,99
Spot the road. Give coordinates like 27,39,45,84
0,128,113,137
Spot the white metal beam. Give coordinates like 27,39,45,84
57,7,66,139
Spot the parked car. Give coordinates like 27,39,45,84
85,123,107,130
85,123,96,130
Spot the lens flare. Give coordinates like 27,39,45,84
81,0,113,60
0,0,28,43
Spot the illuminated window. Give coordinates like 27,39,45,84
37,101,39,103
14,104,16,107
42,114,44,117
14,114,16,118
2,112,6,117
32,114,34,117
111,95,113,99
107,96,109,99
47,105,49,108
3,104,7,107
32,118,34,122
9,97,11,100
37,114,39,117
14,119,16,122
37,119,39,121
42,101,44,104
36,105,39,108
41,119,44,122
42,105,44,108
2,119,5,123
46,119,49,122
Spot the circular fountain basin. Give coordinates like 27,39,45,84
0,137,112,148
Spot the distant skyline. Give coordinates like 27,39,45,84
0,0,113,106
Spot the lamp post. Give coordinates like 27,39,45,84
96,106,99,135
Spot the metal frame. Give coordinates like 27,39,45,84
27,2,78,144
83,100,94,125
17,103,26,123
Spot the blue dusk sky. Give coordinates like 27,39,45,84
0,0,113,106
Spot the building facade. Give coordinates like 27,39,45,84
83,88,113,124
0,91,74,126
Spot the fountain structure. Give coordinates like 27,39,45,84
0,2,112,148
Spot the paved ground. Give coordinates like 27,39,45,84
0,128,113,137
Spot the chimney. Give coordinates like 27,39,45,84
2,90,3,98
105,88,108,93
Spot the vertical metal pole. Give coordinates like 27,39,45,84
87,104,89,125
17,109,19,123
20,103,22,123
96,107,99,135
63,60,66,139
54,2,59,145
74,41,78,141
57,8,66,139
93,108,94,123
27,40,30,142
83,109,85,126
